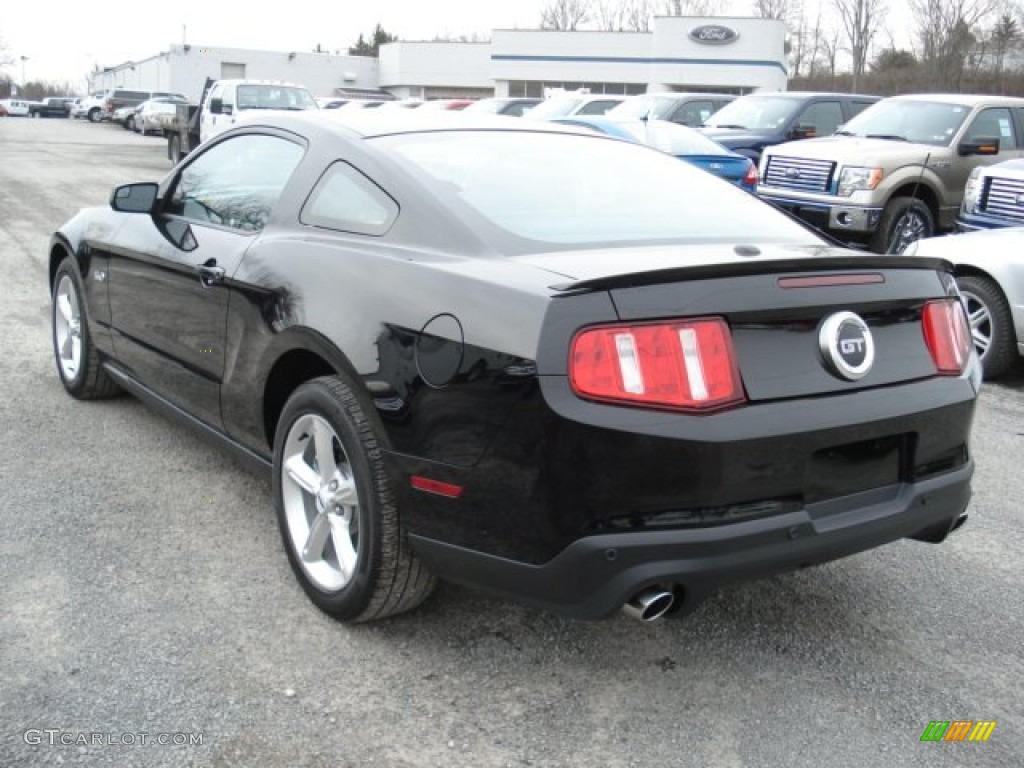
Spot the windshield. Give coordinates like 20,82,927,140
704,96,800,130
617,120,731,156
836,99,971,146
236,85,317,111
523,98,584,120
377,131,816,249
607,96,678,121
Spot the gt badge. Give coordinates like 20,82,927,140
819,311,874,381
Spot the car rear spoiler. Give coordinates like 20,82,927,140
549,255,953,295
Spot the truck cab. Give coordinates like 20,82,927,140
200,80,318,144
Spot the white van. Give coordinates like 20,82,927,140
1,99,31,117
200,80,317,143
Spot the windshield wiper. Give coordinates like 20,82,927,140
866,133,908,142
834,130,857,136
710,124,747,130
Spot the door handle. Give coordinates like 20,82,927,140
198,261,225,287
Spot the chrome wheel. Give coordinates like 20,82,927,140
960,288,993,361
54,274,83,382
280,414,361,592
888,210,929,254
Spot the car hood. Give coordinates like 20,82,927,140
906,227,1024,262
767,136,947,167
515,241,919,285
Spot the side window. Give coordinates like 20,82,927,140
577,99,619,115
300,162,398,236
797,101,844,136
671,100,714,127
849,100,875,118
964,108,1014,149
166,134,304,232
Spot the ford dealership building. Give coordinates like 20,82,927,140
90,16,787,101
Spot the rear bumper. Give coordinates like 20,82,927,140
409,463,972,620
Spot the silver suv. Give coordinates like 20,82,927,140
757,94,1024,253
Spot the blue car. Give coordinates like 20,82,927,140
958,158,1024,231
552,116,759,191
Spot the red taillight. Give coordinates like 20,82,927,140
742,161,759,187
569,318,745,411
922,299,972,375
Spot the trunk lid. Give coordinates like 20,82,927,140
532,244,961,401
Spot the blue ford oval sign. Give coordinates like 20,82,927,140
689,25,739,45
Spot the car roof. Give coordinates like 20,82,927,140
735,91,879,100
273,109,595,139
881,93,1024,106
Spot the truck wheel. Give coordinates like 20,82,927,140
957,275,1017,379
872,197,934,254
88,108,101,123
169,135,182,165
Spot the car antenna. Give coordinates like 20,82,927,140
895,151,931,254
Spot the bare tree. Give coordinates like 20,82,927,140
540,0,594,30
752,0,789,19
988,12,1021,91
622,0,654,30
662,0,723,15
833,0,887,91
594,0,626,29
910,0,998,84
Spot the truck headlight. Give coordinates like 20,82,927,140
962,166,984,213
837,167,883,196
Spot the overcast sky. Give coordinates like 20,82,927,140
2,0,562,85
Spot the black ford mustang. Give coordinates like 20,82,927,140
49,112,979,623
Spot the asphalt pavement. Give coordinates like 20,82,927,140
1,116,1022,767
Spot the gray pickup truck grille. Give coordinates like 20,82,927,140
763,156,835,193
981,176,1024,222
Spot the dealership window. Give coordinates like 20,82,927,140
508,81,646,98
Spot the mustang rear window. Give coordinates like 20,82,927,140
378,131,817,247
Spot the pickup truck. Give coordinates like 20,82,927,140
700,92,879,162
164,79,317,164
757,93,1024,253
957,158,1024,230
29,97,74,118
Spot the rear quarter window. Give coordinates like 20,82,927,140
300,162,398,236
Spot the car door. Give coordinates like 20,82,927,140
106,131,305,429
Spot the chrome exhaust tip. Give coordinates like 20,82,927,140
622,587,675,622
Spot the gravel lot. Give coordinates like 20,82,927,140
1,116,1022,768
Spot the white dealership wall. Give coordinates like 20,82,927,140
90,45,380,101
90,17,786,102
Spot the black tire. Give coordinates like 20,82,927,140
957,274,1017,379
124,117,133,131
871,196,935,254
51,258,119,400
88,108,101,123
169,134,182,165
273,375,435,622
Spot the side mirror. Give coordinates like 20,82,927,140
790,123,817,140
958,136,1000,156
110,182,158,214
210,97,225,115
